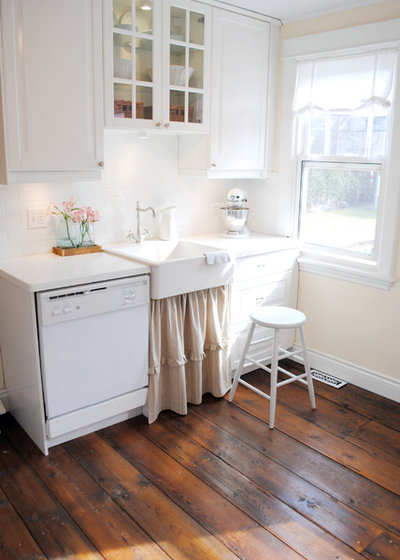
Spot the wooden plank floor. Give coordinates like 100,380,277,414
1,360,400,559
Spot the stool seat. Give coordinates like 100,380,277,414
229,305,316,429
251,305,306,329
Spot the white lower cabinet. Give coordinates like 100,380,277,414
179,8,279,178
230,249,299,373
0,0,104,184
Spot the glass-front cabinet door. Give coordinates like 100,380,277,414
105,0,209,131
108,0,161,128
164,1,210,130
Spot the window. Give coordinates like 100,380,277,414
293,47,399,288
299,160,380,257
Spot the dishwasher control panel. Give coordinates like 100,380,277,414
37,275,149,326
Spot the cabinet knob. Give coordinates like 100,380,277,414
98,161,104,167
211,162,217,167
154,122,161,128
164,122,170,128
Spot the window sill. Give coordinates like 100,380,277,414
298,253,394,290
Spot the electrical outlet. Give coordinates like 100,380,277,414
27,208,49,229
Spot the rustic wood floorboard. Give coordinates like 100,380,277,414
0,361,399,559
0,487,45,560
234,371,400,495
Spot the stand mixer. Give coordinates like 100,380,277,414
220,188,250,238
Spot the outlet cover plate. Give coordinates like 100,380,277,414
27,208,49,229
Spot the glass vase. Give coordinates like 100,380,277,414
56,217,78,248
77,222,95,247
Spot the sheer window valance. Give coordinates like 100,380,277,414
293,48,398,114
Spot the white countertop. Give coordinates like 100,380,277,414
184,233,300,258
0,234,297,293
0,251,150,292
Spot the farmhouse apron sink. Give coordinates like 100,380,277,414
105,240,234,299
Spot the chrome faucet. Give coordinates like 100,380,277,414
127,201,156,243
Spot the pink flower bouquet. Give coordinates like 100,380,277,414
72,206,100,247
49,198,100,248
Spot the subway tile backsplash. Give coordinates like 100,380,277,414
0,130,276,259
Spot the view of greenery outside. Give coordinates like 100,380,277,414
300,165,380,256
298,110,386,257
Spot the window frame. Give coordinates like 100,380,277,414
295,155,392,287
285,34,400,290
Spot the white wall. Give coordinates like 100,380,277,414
0,129,274,259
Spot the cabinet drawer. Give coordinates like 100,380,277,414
231,270,292,326
233,249,298,283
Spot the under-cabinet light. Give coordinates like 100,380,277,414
140,1,152,10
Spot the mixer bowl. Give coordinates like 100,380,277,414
220,207,249,233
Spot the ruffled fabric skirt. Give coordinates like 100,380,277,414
147,285,231,423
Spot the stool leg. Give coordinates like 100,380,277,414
269,327,279,429
299,325,316,410
229,322,255,402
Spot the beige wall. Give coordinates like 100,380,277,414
298,233,400,377
282,2,400,382
282,0,400,38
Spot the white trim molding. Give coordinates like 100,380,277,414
297,257,394,290
282,18,400,60
293,344,400,403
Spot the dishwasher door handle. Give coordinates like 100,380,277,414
124,293,136,304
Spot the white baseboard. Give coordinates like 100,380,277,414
293,345,400,403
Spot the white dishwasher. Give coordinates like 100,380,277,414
36,275,149,440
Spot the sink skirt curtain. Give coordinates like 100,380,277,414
147,285,231,423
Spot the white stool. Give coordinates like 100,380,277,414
229,305,316,429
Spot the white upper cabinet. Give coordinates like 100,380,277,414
179,8,279,178
210,9,274,174
104,0,210,132
0,0,104,184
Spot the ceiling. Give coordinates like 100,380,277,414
218,0,387,23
